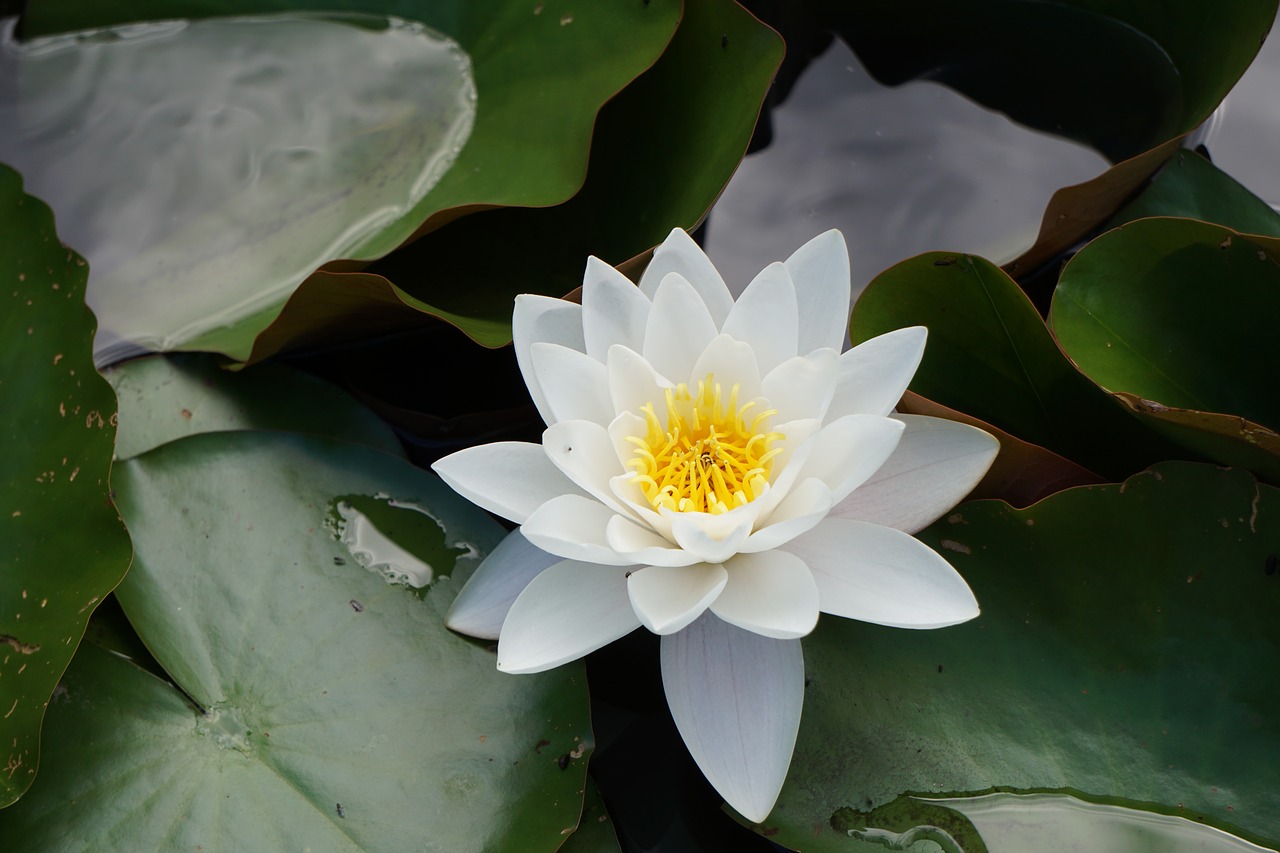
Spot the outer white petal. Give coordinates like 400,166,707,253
628,563,728,635
830,414,999,533
643,272,720,381
784,229,852,353
720,261,799,374
711,550,819,639
445,530,560,640
432,441,585,524
512,294,586,425
582,255,651,360
741,478,833,553
798,414,905,504
761,349,840,422
497,560,640,673
783,517,979,628
521,494,632,566
605,514,700,567
531,343,612,426
661,613,804,823
640,227,734,327
689,334,762,399
543,419,633,517
607,345,672,422
827,326,928,419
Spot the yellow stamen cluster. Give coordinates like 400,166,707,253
627,374,782,515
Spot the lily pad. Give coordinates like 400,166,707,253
849,251,1182,479
764,461,1280,851
0,430,593,849
0,165,131,807
19,0,683,362
2,13,476,364
1108,149,1280,236
103,352,405,460
1052,217,1280,479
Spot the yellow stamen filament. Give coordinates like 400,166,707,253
627,374,782,515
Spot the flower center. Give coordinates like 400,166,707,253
626,374,782,515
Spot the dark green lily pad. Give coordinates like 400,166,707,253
1052,217,1280,481
764,461,1280,851
103,352,404,460
1109,149,1280,236
0,430,592,848
849,251,1183,479
0,165,131,807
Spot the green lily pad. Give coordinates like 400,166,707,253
358,0,784,348
764,461,1280,851
1051,217,1280,480
849,251,1182,479
103,352,405,461
1109,149,1280,236
20,0,682,362
0,165,132,807
0,430,592,848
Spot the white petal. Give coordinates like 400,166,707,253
784,517,979,628
741,478,833,552
432,441,585,524
608,344,673,421
512,294,586,425
531,343,612,426
668,507,755,564
689,334,762,399
582,255,651,360
761,348,839,422
828,326,928,419
784,229,852,353
609,472,674,540
543,419,633,516
446,530,560,640
712,550,819,639
605,514,699,567
661,613,803,823
640,228,734,326
721,261,799,375
498,560,640,673
830,414,999,533
521,494,632,566
628,563,728,634
643,273,720,381
798,414,905,504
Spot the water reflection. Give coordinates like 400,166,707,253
704,38,1107,300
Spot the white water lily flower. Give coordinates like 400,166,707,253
433,228,999,822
